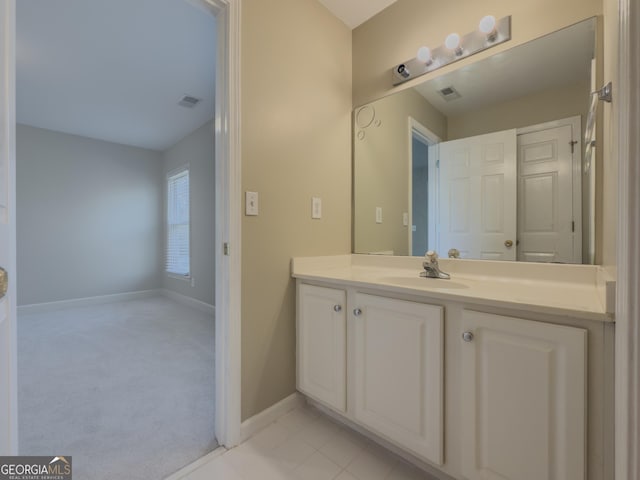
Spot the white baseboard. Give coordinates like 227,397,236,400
161,289,215,316
17,289,161,315
240,392,303,443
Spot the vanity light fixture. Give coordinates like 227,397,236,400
479,15,498,41
416,46,433,66
392,15,511,85
396,64,410,79
445,33,463,56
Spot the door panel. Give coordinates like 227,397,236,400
353,294,443,465
0,0,18,455
297,284,346,412
481,174,504,233
461,310,586,480
518,125,576,263
439,129,517,260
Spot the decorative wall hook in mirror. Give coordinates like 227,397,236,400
392,15,512,86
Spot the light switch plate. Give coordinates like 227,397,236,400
245,191,259,216
376,207,383,224
312,197,322,219
403,212,409,226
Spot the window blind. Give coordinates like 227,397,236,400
166,168,190,276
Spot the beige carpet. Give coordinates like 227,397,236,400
18,296,217,480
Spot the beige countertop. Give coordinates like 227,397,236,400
292,254,615,323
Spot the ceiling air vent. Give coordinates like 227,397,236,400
178,95,201,108
438,86,461,101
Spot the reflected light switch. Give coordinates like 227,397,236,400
376,207,383,224
312,197,322,219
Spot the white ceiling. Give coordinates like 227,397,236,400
317,0,397,29
414,19,596,117
17,0,216,151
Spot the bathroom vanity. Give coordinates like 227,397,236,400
292,254,614,480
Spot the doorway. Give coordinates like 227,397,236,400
13,1,222,478
408,118,440,256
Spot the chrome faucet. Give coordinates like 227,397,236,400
420,250,451,279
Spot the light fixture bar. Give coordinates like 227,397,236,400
392,15,512,86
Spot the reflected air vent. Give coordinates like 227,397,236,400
438,86,461,101
178,95,201,108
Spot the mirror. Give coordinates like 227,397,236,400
353,18,598,264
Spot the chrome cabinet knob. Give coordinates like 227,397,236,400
333,305,342,312
353,308,362,317
462,331,474,342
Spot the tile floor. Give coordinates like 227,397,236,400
178,404,439,480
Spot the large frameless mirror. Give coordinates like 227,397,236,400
353,17,598,264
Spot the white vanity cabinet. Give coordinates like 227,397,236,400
297,284,347,412
296,285,444,465
460,310,587,480
352,293,444,465
293,256,610,480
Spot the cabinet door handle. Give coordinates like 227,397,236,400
462,331,474,342
333,305,342,312
353,308,362,317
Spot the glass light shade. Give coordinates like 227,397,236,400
479,15,497,34
417,46,432,64
445,33,461,50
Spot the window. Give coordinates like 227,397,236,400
166,167,190,277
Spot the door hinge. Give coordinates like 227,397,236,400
223,243,230,256
570,140,578,154
572,221,575,233
436,160,440,168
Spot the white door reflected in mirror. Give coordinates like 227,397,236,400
438,129,517,261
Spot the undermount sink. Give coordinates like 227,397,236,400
379,276,469,290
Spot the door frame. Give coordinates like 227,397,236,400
0,0,17,455
407,117,440,257
204,0,242,448
615,0,639,478
516,115,583,264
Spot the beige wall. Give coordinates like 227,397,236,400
352,0,603,107
447,81,590,140
354,88,445,255
240,0,352,420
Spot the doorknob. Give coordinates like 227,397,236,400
504,240,514,248
0,267,7,300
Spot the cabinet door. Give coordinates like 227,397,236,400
460,310,586,480
297,284,346,412
353,293,443,465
